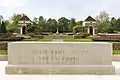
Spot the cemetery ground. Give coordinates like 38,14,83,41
0,33,120,78
0,33,120,61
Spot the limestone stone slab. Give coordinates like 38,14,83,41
6,42,115,74
6,65,114,74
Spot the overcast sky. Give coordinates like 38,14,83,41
0,0,120,21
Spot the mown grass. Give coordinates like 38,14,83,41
0,50,7,54
23,39,92,42
113,50,120,54
64,39,92,42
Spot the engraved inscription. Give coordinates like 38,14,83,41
31,48,88,64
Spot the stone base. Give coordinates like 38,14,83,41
5,65,115,75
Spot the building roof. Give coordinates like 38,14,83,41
84,16,96,21
19,15,31,21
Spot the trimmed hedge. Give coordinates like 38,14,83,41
92,34,120,42
0,37,24,41
92,37,120,42
97,34,120,39
0,33,24,41
93,34,120,41
0,33,15,38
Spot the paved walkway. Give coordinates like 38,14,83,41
0,61,120,80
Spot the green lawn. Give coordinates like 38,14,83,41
0,50,119,55
64,39,92,42
0,50,7,54
113,50,120,54
23,39,92,42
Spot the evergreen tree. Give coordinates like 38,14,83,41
0,21,7,33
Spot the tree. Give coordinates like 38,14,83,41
46,18,52,32
0,21,7,33
58,17,69,33
76,21,83,26
96,11,110,22
38,16,46,32
73,25,84,34
52,19,58,33
11,13,22,28
114,18,120,32
33,17,38,23
26,17,38,34
68,18,76,31
0,15,3,22
46,18,57,32
26,23,37,33
96,11,110,33
6,13,22,33
5,20,14,33
108,17,117,33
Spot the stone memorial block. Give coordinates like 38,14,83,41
6,42,115,74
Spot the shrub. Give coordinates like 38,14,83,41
92,34,120,42
0,33,15,38
0,37,24,41
0,43,7,50
97,34,120,39
113,43,120,50
0,33,24,41
92,37,120,42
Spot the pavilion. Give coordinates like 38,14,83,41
18,14,32,34
83,16,99,35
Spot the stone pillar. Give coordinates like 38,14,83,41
56,27,59,34
87,28,89,34
20,26,23,34
93,27,95,35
